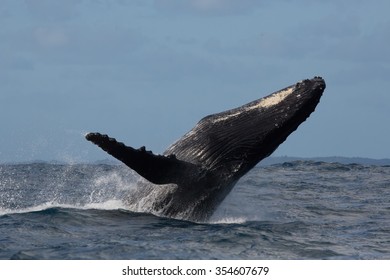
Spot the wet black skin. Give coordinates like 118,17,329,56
86,77,326,221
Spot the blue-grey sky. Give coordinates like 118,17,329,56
1,0,389,162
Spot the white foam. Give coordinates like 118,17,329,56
209,216,248,224
0,199,127,216
79,199,127,210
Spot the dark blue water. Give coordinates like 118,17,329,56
0,162,389,259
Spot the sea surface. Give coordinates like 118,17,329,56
0,161,389,260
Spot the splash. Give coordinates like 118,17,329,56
0,163,262,222
209,216,248,224
0,163,136,216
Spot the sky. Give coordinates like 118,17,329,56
1,0,389,163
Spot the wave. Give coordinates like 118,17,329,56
0,199,128,216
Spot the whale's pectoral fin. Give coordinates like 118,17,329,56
85,132,201,185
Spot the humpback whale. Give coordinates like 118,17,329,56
86,77,326,222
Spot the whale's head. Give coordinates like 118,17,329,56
167,77,326,180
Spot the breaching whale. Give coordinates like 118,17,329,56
86,77,326,222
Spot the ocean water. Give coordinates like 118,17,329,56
0,161,389,260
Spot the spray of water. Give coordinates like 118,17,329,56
0,163,256,224
0,163,136,215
